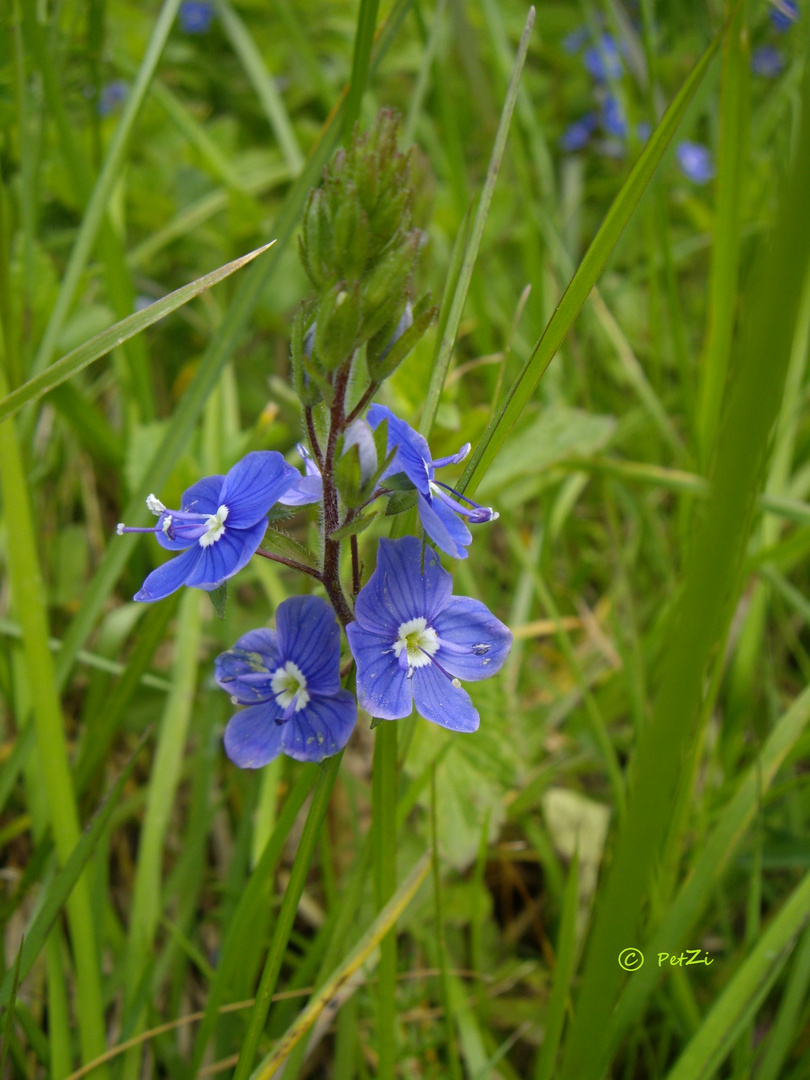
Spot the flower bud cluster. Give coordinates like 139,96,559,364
291,111,434,398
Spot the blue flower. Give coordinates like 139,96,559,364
583,34,624,81
98,80,128,116
560,113,598,152
346,537,512,732
563,25,591,54
118,451,299,602
770,1,799,32
180,1,214,33
751,44,785,77
676,141,714,184
279,443,323,506
367,404,498,560
601,95,627,138
216,596,357,767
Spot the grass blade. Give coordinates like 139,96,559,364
460,24,725,496
0,243,275,425
28,0,182,379
534,851,580,1080
251,854,430,1080
663,871,810,1080
558,61,810,1080
0,728,151,1011
231,753,343,1080
418,5,535,440
214,0,304,175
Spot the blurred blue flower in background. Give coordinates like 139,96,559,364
751,44,785,76
563,25,591,53
583,34,624,81
560,112,598,152
601,95,627,138
769,0,799,31
636,120,652,142
347,538,512,732
118,451,298,601
676,141,715,184
217,596,357,766
97,80,128,116
180,1,214,34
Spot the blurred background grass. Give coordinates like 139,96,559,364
2,1,810,1078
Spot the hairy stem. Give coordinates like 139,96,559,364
304,405,323,469
346,380,379,424
321,364,354,627
254,547,322,581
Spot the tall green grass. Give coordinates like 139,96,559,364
1,3,809,1080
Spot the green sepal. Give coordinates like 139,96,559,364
368,295,436,380
291,305,321,407
329,509,380,541
370,716,386,730
209,583,228,621
335,440,364,508
302,358,334,407
372,417,389,463
385,489,418,516
260,527,319,571
315,282,362,372
379,470,414,492
333,192,370,280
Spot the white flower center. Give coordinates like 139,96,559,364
271,661,310,711
199,504,229,547
392,617,439,670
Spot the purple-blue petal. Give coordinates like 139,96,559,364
215,628,279,703
433,597,512,681
182,475,225,515
185,518,267,589
417,492,472,560
281,691,358,762
346,622,413,719
412,665,480,732
155,511,192,551
367,404,433,493
218,452,300,529
276,595,342,694
352,536,453,635
279,473,323,506
134,545,203,602
223,702,285,769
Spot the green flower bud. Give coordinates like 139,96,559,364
314,282,362,372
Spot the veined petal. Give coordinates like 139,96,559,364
352,536,453,634
417,492,471,560
281,691,357,762
155,510,194,551
412,664,480,732
346,622,413,719
279,473,323,506
182,475,225,515
134,544,203,602
276,595,341,694
433,597,512,681
185,518,267,589
367,403,432,494
218,451,300,528
215,628,279,703
223,702,285,768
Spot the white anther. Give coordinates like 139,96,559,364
146,493,166,516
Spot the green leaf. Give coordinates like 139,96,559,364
329,510,380,541
209,583,228,621
385,489,418,516
0,243,275,425
260,527,319,571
